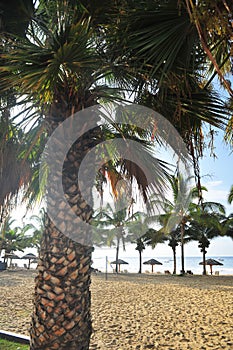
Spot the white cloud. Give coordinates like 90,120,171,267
204,180,223,188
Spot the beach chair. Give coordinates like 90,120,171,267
214,271,219,276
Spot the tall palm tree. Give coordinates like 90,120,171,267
0,2,171,348
167,229,180,275
152,175,196,275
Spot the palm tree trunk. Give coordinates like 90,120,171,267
172,247,177,275
30,104,101,349
30,219,93,350
115,236,120,273
202,249,207,275
138,250,142,274
180,222,185,275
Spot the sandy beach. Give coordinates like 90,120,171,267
0,270,232,349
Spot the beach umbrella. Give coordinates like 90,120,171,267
199,258,223,275
3,253,20,267
111,259,129,272
143,258,163,273
21,253,38,269
4,253,20,260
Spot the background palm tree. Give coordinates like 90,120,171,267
22,208,45,254
92,202,138,273
0,216,33,261
128,213,155,274
150,175,196,275
148,175,226,275
167,229,180,275
188,211,225,274
134,238,146,274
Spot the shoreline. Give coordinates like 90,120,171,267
0,270,232,349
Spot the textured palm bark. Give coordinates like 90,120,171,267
30,100,102,349
30,222,93,350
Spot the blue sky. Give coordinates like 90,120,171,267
200,129,232,212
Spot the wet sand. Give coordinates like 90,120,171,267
0,270,232,349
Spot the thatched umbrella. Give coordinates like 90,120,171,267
199,258,223,275
111,259,129,273
21,253,38,269
143,258,163,273
4,252,20,259
3,252,20,267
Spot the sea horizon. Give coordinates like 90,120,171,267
2,246,233,275
92,254,233,275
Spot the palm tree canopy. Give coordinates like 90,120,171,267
0,0,231,215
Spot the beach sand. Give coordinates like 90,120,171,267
0,270,232,349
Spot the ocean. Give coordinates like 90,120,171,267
5,248,233,275
92,254,233,275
